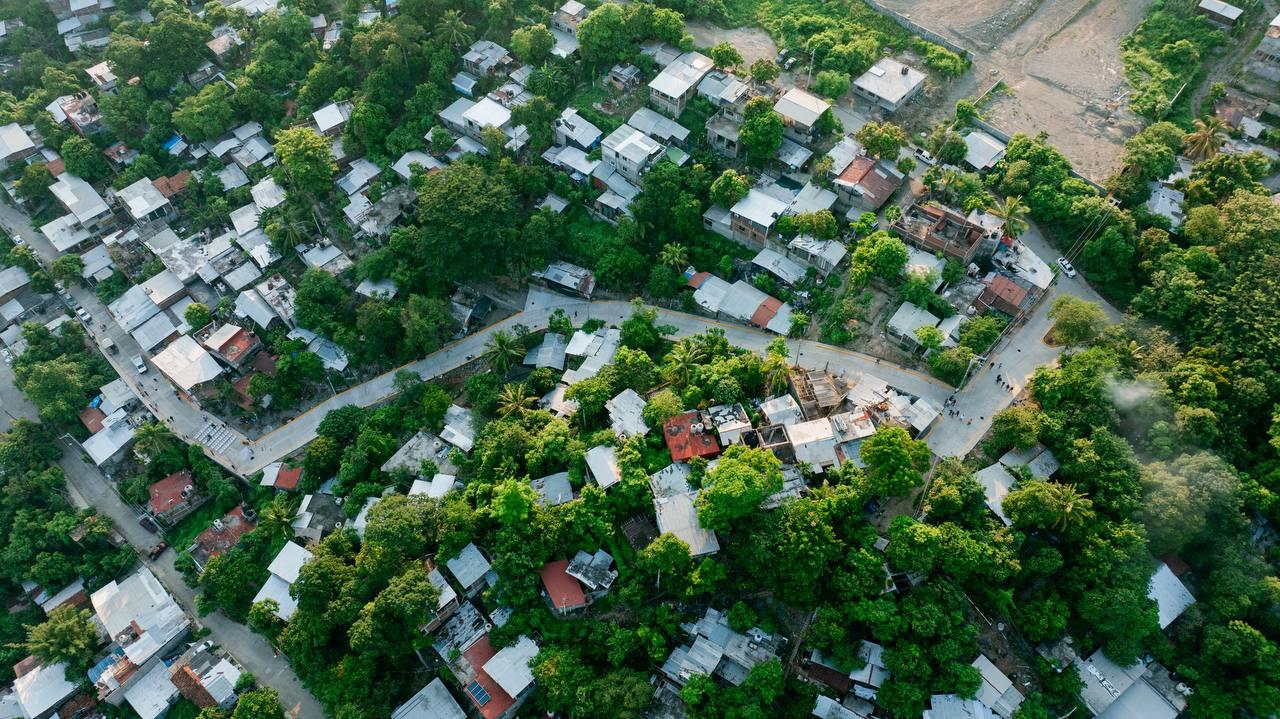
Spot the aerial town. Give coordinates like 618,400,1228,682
0,0,1275,717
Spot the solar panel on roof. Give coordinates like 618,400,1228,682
467,681,491,706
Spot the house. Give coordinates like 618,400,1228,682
699,70,751,113
728,188,788,248
590,163,641,222
812,694,871,719
787,236,847,277
540,559,588,614
974,273,1035,319
560,327,621,384
688,275,794,335
337,157,381,196
1148,560,1195,629
464,40,513,76
410,473,457,499
251,541,313,620
392,678,466,719
893,202,996,264
90,567,190,702
566,548,617,595
963,130,1007,171
649,51,714,117
659,607,783,686
59,93,104,135
12,657,77,719
151,335,224,393
0,123,36,168
923,694,998,719
1197,0,1243,26
442,404,476,453
196,323,261,368
0,266,30,304
206,26,243,64
974,462,1017,525
650,463,719,556
1250,13,1280,80
1069,649,1187,719
532,261,595,298
971,654,1025,718
664,410,721,462
446,542,493,597
148,469,198,524
997,443,1059,478
752,247,807,286
85,60,117,93
125,655,180,719
168,643,242,711
523,331,567,370
298,239,353,274
774,88,831,143
853,58,926,113
608,63,643,89
552,107,602,150
392,150,443,181
832,155,904,213
886,301,941,349
1145,183,1185,229
312,101,353,136
542,144,600,180
531,471,574,507
601,124,663,183
290,493,344,543
585,445,622,489
629,106,691,145
849,640,890,700
785,418,839,471
607,389,649,438
107,282,159,332
43,173,111,252
81,410,136,465
552,0,588,34
117,178,173,225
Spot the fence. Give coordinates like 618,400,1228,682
862,0,970,58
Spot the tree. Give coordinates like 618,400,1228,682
184,302,212,330
232,688,284,719
710,42,743,70
739,97,784,166
172,83,237,143
275,127,337,197
22,606,97,676
149,10,213,75
576,3,629,65
1182,116,1228,161
860,426,930,497
620,301,674,355
344,100,392,156
411,163,516,281
1140,452,1240,555
749,58,780,85
483,330,524,374
496,383,536,418
16,356,91,426
15,162,55,204
49,255,82,285
1048,296,1107,346
849,231,909,285
990,195,1030,240
1003,480,1095,532
855,121,908,159
658,243,689,270
958,314,1004,353
60,137,109,181
494,478,537,526
811,70,851,98
710,169,749,207
989,405,1044,451
696,445,784,530
510,23,554,64
914,325,944,351
433,9,473,48
399,294,456,355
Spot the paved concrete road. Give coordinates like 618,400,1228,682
0,358,37,432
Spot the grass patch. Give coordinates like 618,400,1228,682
167,698,202,719
1121,0,1227,120
165,498,234,551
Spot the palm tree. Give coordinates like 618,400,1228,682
483,330,525,375
663,340,704,387
1182,117,1228,161
1049,483,1094,531
268,210,310,254
434,10,472,48
764,352,790,395
258,500,294,541
133,421,176,461
989,195,1030,241
496,383,536,418
659,243,689,271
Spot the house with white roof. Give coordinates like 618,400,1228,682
463,40,513,76
392,150,443,181
552,107,602,151
43,174,111,252
963,130,1007,171
1145,183,1185,230
774,88,831,143
649,51,714,117
446,542,492,596
728,188,788,248
886,301,941,349
601,124,664,183
409,473,457,499
1148,560,1195,629
0,123,36,168
150,335,224,393
312,101,353,136
125,660,179,719
628,106,691,145
972,654,1025,718
650,463,719,557
90,567,190,701
585,445,621,489
853,58,927,113
787,236,847,277
252,541,313,620
442,403,475,452
392,678,466,719
786,418,839,471
606,389,649,438
85,60,117,93
12,658,76,719
974,462,1017,525
751,247,807,286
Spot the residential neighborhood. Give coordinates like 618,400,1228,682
0,0,1275,718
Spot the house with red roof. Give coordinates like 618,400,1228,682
539,560,587,615
664,410,721,462
190,505,257,570
148,470,199,524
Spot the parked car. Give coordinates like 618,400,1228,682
1056,257,1077,278
74,306,90,323
139,516,158,533
102,337,117,354
913,147,935,165
132,355,147,373
775,49,789,65
10,235,24,246
0,348,11,365
146,541,167,560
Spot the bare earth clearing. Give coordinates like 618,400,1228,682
878,0,1152,181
